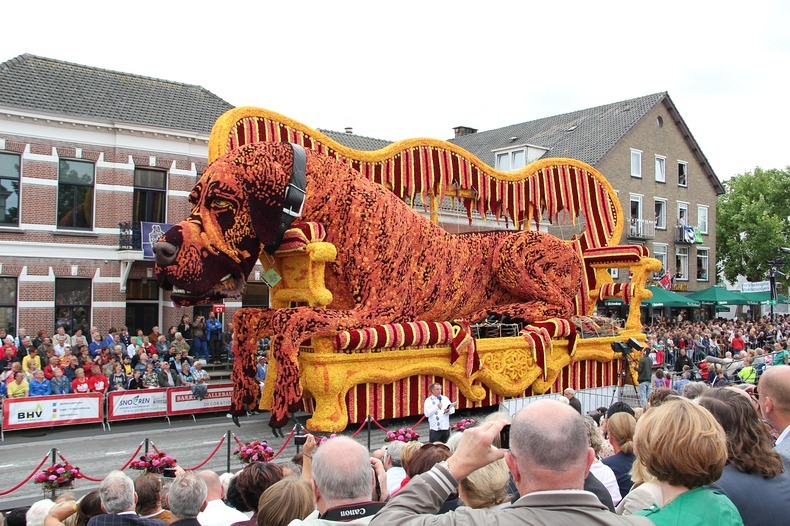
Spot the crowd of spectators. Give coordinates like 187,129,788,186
3,364,788,525
0,318,231,402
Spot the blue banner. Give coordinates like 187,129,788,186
141,221,174,260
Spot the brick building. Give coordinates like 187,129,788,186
0,54,233,336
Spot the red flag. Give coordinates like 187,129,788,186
659,272,672,290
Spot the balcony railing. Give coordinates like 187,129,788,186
119,221,142,250
627,218,656,240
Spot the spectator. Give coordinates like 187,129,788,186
8,371,29,398
50,367,72,395
87,470,167,526
632,397,740,525
196,471,248,526
109,364,128,391
43,356,61,380
457,455,511,510
673,371,691,393
26,500,55,526
582,415,621,507
736,357,757,384
406,444,459,514
189,361,209,401
651,369,669,390
230,462,284,526
88,365,109,394
22,348,42,373
44,490,103,526
72,368,90,394
563,388,582,414
373,442,402,497
127,369,144,390
142,363,159,389
615,455,663,516
206,311,223,365
699,387,790,524
681,381,707,400
177,315,192,341
135,474,172,524
647,387,676,409
29,370,51,396
255,477,314,526
6,507,29,526
166,471,207,526
601,412,637,498
157,361,181,388
171,333,190,355
192,316,208,362
289,436,386,525
371,400,646,525
637,350,652,405
756,365,790,466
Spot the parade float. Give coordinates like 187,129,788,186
154,107,661,432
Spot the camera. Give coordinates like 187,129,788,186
163,467,177,478
499,424,511,450
294,433,308,446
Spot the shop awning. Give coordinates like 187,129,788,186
601,286,701,308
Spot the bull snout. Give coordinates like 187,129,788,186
153,241,179,267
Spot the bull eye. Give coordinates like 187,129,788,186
209,198,233,211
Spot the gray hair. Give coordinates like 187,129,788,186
25,499,55,526
385,440,404,467
682,382,706,400
511,400,588,470
168,471,207,519
312,436,371,503
100,471,135,513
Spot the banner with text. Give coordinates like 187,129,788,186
107,389,169,421
166,382,234,416
2,394,103,430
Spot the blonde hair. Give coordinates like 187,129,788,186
256,477,314,526
607,412,636,455
459,458,510,509
399,441,422,474
634,397,726,488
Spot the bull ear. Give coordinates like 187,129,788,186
247,143,306,254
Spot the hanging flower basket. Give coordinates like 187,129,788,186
452,418,478,431
233,440,274,463
129,451,177,475
35,461,81,499
385,427,420,442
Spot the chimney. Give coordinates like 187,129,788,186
453,126,477,138
344,127,353,134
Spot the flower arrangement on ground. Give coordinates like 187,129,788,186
315,433,337,447
234,440,274,463
452,418,478,431
129,451,177,474
34,461,82,491
385,427,420,442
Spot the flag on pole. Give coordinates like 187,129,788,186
659,272,672,290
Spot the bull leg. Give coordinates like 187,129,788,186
229,308,277,425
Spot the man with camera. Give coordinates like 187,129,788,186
371,399,651,525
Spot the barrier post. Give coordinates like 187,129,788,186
367,415,372,451
50,448,57,466
226,430,231,474
144,438,150,455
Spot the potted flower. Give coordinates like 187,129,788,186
452,418,478,431
233,440,274,464
385,427,420,442
34,461,82,499
129,451,177,475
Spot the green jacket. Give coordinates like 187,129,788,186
636,487,743,526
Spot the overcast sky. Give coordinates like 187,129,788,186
2,0,788,181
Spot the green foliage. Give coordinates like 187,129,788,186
717,167,790,287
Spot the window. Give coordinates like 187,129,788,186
133,168,167,225
677,161,688,187
652,244,668,274
697,205,709,235
55,278,91,334
677,202,689,226
495,149,526,172
0,277,17,336
697,248,709,281
0,153,20,226
653,199,666,230
608,268,619,279
675,247,689,281
630,149,642,178
655,155,666,183
57,159,94,229
629,194,643,237
242,282,271,307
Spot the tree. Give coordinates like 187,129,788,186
717,167,790,288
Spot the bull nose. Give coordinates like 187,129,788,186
153,241,179,267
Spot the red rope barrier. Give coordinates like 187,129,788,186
182,436,226,471
233,433,245,447
58,453,103,483
369,417,390,432
349,418,371,438
270,428,295,459
119,442,145,471
413,415,426,427
0,454,49,496
150,442,162,454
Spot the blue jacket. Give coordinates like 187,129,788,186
29,378,51,396
207,318,223,338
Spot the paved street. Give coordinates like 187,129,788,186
0,408,455,510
